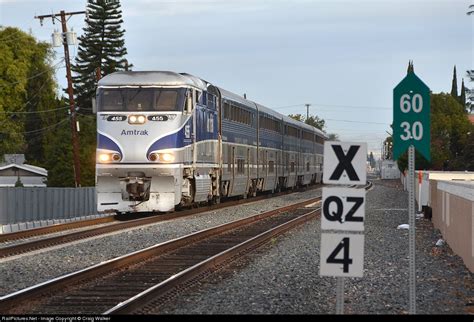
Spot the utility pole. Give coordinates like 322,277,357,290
305,103,311,120
35,10,86,187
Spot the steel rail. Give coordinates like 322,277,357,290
0,196,321,314
106,207,320,314
108,181,372,314
0,186,320,258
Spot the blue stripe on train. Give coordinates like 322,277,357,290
97,133,123,156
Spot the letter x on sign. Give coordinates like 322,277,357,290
323,141,367,185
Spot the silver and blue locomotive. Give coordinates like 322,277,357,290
95,71,326,214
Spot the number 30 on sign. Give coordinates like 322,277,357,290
319,233,364,278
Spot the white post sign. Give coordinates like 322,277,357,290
323,142,367,185
321,188,366,231
320,141,367,314
320,233,365,277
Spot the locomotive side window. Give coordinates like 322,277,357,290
268,161,275,173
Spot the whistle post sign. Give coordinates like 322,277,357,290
393,72,431,161
320,141,367,279
321,188,366,231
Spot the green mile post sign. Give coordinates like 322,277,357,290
393,72,431,161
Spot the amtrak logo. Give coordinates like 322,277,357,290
121,129,149,135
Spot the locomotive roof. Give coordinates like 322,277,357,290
217,87,256,109
222,92,326,138
98,71,326,138
98,71,207,89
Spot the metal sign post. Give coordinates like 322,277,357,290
408,145,416,314
336,277,344,314
393,70,430,315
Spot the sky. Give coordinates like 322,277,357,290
0,0,472,158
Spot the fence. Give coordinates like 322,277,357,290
0,187,98,233
430,180,474,272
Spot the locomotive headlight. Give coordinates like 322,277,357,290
160,153,175,162
148,152,175,163
98,152,122,163
128,115,146,124
99,153,111,162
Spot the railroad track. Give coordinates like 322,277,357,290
0,185,321,258
1,181,372,314
0,197,321,315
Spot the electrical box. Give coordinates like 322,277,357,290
52,31,62,47
65,31,77,45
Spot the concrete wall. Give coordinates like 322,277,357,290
430,180,474,272
403,171,474,210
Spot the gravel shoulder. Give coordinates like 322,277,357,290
1,180,472,315
155,179,473,314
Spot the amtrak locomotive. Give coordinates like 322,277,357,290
95,71,326,214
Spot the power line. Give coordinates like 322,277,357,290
0,105,70,115
0,59,65,88
0,117,69,135
324,118,390,125
35,10,86,188
273,103,391,111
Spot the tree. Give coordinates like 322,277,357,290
72,0,131,111
327,133,339,141
396,93,471,172
368,152,376,168
451,65,458,99
0,27,64,165
461,129,474,170
288,113,326,131
71,0,131,186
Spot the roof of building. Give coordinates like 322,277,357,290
0,164,47,176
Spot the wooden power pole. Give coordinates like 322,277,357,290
35,10,85,187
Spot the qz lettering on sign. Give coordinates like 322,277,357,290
320,233,364,278
323,142,367,185
321,187,366,231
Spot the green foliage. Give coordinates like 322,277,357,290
42,120,75,187
288,113,326,131
461,129,474,171
327,133,339,141
14,177,24,187
72,0,131,112
394,93,471,172
77,114,97,187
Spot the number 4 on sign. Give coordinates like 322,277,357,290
320,233,364,278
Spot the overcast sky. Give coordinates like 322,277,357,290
0,0,472,158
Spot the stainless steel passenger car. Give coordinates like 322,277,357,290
95,71,326,214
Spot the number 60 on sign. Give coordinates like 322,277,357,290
393,72,430,161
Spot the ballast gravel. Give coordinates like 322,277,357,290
156,180,473,315
1,180,472,314
0,189,322,296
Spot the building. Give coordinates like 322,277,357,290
0,154,47,187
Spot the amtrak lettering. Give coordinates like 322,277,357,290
121,129,149,135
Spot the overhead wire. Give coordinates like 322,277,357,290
0,58,65,88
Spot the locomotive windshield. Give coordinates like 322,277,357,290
98,88,186,112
